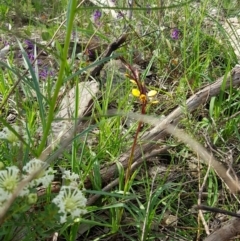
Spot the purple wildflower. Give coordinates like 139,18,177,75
171,28,180,40
93,10,102,26
93,10,101,23
39,68,54,80
0,38,10,47
86,49,94,58
28,52,35,61
25,40,34,50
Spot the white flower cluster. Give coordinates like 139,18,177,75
0,125,20,146
23,159,55,188
0,124,30,147
0,159,87,224
0,159,55,210
52,170,87,223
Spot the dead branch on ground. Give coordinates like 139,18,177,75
90,34,128,77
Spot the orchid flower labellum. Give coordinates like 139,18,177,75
132,88,158,104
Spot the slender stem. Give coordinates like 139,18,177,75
124,121,142,184
125,102,146,186
37,0,77,155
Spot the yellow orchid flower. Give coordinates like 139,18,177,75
132,88,159,104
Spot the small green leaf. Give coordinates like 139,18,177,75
24,28,31,36
41,31,51,41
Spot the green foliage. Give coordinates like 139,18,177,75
0,0,240,240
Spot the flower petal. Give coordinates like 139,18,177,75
150,100,159,104
147,90,157,97
129,79,137,84
132,88,140,97
23,159,55,188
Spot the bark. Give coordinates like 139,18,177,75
204,215,240,241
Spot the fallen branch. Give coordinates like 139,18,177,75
203,215,240,241
90,34,128,77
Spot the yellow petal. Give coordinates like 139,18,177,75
125,74,137,84
132,88,140,97
150,100,159,104
129,79,137,84
147,90,157,97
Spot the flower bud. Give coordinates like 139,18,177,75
28,193,38,204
